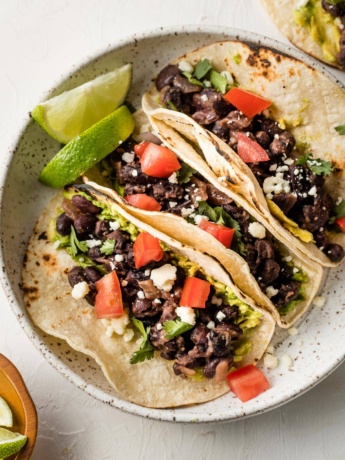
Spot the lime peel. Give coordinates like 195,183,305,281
32,63,133,144
0,427,27,458
38,105,135,189
0,397,13,428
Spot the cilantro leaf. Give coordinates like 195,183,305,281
335,124,345,135
167,101,178,111
176,162,197,184
196,201,218,221
194,59,212,80
114,177,125,197
182,71,204,87
209,70,228,94
69,226,88,257
163,319,194,340
100,239,115,255
296,153,334,176
130,317,155,364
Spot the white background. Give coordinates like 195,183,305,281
1,1,345,459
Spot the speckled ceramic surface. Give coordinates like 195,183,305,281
1,25,345,423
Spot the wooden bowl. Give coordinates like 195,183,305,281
0,354,37,459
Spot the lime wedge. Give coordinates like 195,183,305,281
32,63,133,144
38,105,135,188
0,428,27,458
0,398,12,428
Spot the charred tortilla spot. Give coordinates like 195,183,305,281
22,285,39,302
38,231,48,240
247,54,256,66
43,254,50,262
261,59,271,68
35,261,40,266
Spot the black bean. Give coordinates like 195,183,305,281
74,214,97,234
84,266,103,283
71,195,101,214
95,220,110,239
155,65,180,91
325,243,345,263
56,213,72,236
68,266,85,288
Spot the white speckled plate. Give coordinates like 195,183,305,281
1,26,345,423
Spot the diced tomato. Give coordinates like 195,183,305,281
94,271,124,319
198,219,235,248
237,133,270,163
226,365,270,402
134,142,150,158
140,143,181,178
180,277,211,309
125,194,162,212
335,217,345,233
133,232,164,269
224,87,271,118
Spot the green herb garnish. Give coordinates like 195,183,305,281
100,239,115,255
130,317,155,364
163,319,194,340
114,177,125,197
296,153,334,176
209,70,228,94
193,59,212,80
176,162,197,184
182,71,204,87
167,101,178,111
69,226,88,257
335,124,345,135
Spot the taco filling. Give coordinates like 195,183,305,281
294,0,345,68
153,60,345,264
51,189,262,381
99,138,308,316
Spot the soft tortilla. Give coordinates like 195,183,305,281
261,0,344,70
142,40,345,267
22,187,275,408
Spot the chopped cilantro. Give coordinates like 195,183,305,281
69,226,88,257
209,70,228,94
163,319,194,340
193,59,212,80
182,71,204,87
176,162,197,184
114,177,125,197
130,317,154,364
296,153,334,176
167,101,178,111
335,124,345,135
100,239,115,255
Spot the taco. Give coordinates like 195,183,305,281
83,122,322,328
261,0,345,70
22,184,275,408
141,40,345,268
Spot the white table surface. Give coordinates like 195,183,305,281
1,1,345,459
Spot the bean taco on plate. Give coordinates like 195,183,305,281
142,40,345,268
261,0,345,70
22,184,275,408
84,115,322,329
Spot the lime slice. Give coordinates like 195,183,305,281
0,428,27,458
38,105,135,188
0,398,12,428
32,63,133,144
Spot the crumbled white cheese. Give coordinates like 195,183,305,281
153,298,162,304
282,256,292,263
313,296,325,307
194,215,209,225
156,323,163,331
85,239,102,248
308,186,317,196
176,306,196,326
184,194,190,200
248,222,266,239
201,94,209,102
269,164,277,172
274,134,280,139
288,327,299,336
71,281,90,300
293,267,299,274
123,328,134,342
216,311,226,322
280,354,293,370
137,291,145,299
53,240,60,249
102,310,130,336
276,165,289,173
211,295,223,306
144,269,151,276
121,280,128,287
336,197,343,206
266,286,279,299
109,221,120,231
203,80,211,87
178,60,194,73
122,152,134,163
264,353,279,370
168,172,178,184
207,321,215,329
132,169,138,177
263,176,290,196
150,264,177,292
115,254,124,262
195,196,202,202
169,201,178,208
181,207,195,217
284,158,295,166
220,70,234,85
